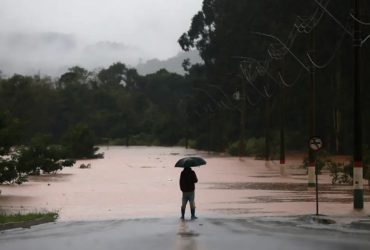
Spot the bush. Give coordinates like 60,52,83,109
108,138,128,146
245,137,265,156
226,141,240,156
176,138,197,148
327,160,352,184
16,135,76,175
331,146,370,185
0,158,25,184
129,133,158,146
226,137,279,159
0,134,77,184
301,150,330,174
300,147,369,185
62,123,102,159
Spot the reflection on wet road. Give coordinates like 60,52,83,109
175,220,202,250
1,218,369,250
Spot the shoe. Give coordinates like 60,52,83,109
181,207,185,220
191,208,198,220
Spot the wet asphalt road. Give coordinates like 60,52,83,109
1,217,369,250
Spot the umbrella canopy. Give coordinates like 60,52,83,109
175,157,206,168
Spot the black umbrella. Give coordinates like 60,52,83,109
175,157,206,168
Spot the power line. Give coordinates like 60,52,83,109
253,31,310,72
313,0,353,36
278,69,303,88
350,12,370,26
306,27,348,69
235,0,358,103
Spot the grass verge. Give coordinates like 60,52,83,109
0,212,58,229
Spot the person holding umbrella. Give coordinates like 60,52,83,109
175,157,206,220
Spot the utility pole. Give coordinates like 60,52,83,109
239,73,246,157
353,0,363,209
279,80,286,175
308,27,317,188
265,98,271,163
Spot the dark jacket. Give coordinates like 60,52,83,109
179,168,198,192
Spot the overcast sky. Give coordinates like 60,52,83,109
0,0,202,76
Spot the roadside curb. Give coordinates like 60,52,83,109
0,217,56,231
350,219,370,230
311,215,336,225
309,215,370,231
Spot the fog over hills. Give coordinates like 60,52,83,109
136,50,202,75
0,0,203,77
0,31,202,77
0,31,144,77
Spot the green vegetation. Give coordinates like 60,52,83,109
62,123,102,159
227,137,279,159
0,131,78,184
301,150,330,175
0,212,58,224
328,147,370,185
299,147,370,184
327,161,352,184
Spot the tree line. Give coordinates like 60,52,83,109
0,63,192,183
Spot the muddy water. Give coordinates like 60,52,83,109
0,146,369,221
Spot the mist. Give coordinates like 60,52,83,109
0,0,203,76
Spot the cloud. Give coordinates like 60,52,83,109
5,32,76,51
0,32,78,76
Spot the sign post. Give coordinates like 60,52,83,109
309,136,323,215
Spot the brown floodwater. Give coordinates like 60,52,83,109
0,146,369,221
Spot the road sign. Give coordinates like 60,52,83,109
309,136,323,151
308,136,323,216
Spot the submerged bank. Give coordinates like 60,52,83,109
0,146,369,221
0,212,58,231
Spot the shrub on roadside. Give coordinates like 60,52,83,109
62,123,102,159
0,158,26,184
245,137,265,156
328,145,370,185
129,133,158,146
300,146,369,185
16,134,76,175
0,134,76,184
226,137,279,159
301,150,330,174
226,141,240,156
327,161,352,184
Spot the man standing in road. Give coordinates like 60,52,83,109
179,167,198,220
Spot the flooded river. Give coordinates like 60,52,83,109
0,146,369,221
